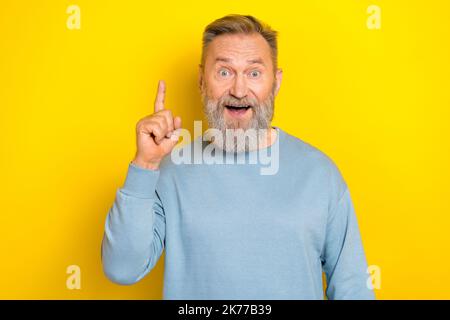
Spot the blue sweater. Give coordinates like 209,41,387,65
101,126,375,299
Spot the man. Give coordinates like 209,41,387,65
101,14,375,300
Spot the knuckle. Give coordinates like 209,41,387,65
154,118,166,129
136,116,151,129
150,120,162,131
136,120,145,131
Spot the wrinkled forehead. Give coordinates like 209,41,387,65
205,33,273,68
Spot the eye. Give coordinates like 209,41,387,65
218,68,231,78
249,70,261,78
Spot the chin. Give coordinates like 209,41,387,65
224,119,252,130
223,114,253,130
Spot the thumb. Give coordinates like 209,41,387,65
174,116,182,129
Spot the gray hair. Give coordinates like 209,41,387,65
201,14,278,72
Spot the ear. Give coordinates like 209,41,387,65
274,68,283,96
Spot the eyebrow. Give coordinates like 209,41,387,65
214,57,265,66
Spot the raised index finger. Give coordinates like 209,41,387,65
154,80,166,113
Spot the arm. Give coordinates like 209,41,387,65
101,162,166,285
101,80,181,285
321,187,375,300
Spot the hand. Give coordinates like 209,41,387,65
132,80,182,170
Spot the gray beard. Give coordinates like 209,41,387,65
201,86,275,153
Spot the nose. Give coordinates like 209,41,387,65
229,73,248,99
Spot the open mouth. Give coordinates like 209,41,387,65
225,105,252,111
224,105,252,118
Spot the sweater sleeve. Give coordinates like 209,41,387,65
101,162,166,285
321,187,376,300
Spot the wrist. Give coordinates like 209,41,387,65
131,158,160,171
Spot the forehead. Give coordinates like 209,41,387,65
205,33,272,65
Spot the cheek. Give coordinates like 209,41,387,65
207,80,229,100
250,81,273,101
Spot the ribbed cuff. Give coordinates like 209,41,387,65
122,162,160,198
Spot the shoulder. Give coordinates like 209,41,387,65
279,127,349,202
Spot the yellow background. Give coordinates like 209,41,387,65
1,0,449,299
